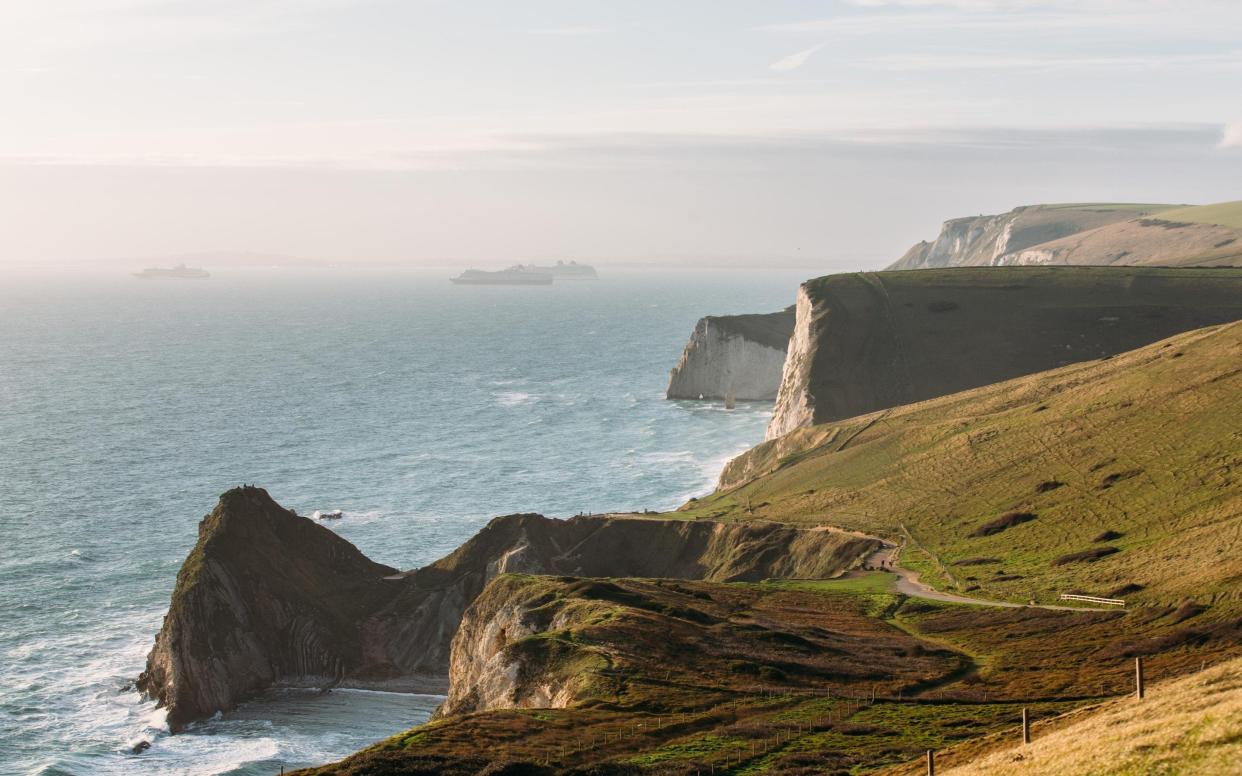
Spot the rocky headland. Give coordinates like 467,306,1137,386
666,308,795,401
140,488,876,729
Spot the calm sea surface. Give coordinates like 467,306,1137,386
0,266,810,775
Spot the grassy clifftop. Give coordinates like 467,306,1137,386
765,266,1242,433
689,319,1242,609
1134,199,1242,230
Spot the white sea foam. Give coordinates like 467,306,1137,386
495,391,536,407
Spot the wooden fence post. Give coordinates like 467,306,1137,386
1135,656,1145,700
1022,707,1031,744
926,748,935,775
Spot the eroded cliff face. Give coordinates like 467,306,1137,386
144,493,875,729
764,267,1242,439
892,211,1024,270
439,576,587,716
766,287,820,439
666,309,794,401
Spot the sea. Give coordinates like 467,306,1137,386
0,265,814,775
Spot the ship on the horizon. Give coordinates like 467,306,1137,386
531,260,598,278
133,263,210,279
450,265,554,285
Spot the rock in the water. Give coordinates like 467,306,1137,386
666,308,794,401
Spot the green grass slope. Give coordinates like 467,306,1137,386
690,320,1242,610
998,209,1242,267
1151,200,1242,229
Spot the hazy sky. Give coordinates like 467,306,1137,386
2,0,1240,267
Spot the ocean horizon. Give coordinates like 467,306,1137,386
0,265,813,775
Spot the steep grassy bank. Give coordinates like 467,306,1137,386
695,320,1242,611
879,654,1242,775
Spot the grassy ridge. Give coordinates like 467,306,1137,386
1150,200,1242,229
687,320,1242,610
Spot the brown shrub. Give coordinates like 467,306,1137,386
971,512,1037,537
1052,546,1120,566
953,557,1001,566
1169,600,1208,625
1098,469,1143,489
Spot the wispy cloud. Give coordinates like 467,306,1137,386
856,51,1242,71
760,12,1115,34
769,43,826,72
1222,121,1242,148
527,26,606,36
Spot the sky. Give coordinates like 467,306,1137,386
1,0,1240,268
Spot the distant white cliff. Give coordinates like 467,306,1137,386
888,203,1176,270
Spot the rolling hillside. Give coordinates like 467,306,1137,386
889,204,1175,270
891,200,1242,269
686,319,1242,610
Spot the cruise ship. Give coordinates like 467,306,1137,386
531,260,598,278
449,265,554,285
133,263,211,279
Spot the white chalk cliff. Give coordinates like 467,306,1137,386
666,309,794,401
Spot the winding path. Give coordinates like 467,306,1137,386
849,540,1114,612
